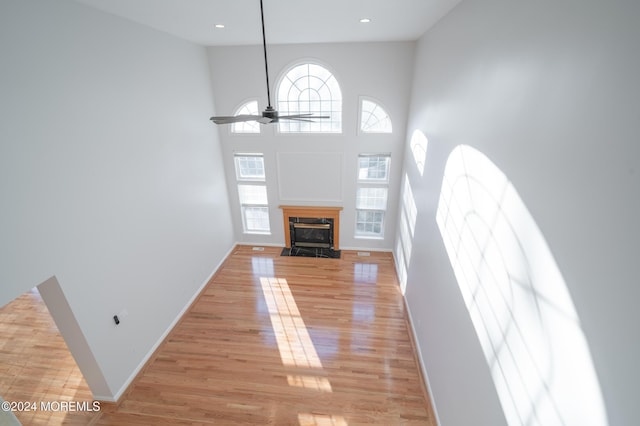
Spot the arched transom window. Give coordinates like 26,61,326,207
360,99,392,133
277,63,342,133
231,100,260,134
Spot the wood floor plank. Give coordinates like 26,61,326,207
98,246,436,425
2,246,436,425
0,288,97,425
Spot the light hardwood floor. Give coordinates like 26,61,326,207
2,246,436,425
0,288,96,425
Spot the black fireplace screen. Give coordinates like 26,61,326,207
290,217,334,249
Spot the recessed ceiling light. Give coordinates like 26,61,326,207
360,18,371,23
215,24,225,29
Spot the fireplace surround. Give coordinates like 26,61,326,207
290,218,333,248
280,206,342,250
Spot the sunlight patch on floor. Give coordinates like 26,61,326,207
255,261,348,424
298,413,348,426
259,277,323,368
287,375,333,392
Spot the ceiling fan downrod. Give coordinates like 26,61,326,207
259,0,273,111
209,0,330,125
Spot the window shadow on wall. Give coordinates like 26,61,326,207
396,174,417,294
436,145,607,426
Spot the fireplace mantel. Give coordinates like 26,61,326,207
279,205,343,249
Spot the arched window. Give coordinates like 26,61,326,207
360,98,392,133
231,100,260,134
277,63,342,133
436,145,607,426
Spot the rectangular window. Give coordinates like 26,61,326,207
355,154,390,238
356,210,385,235
238,184,268,205
358,154,391,182
234,154,270,233
235,154,265,180
242,206,270,232
356,187,388,210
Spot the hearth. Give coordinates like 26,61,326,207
279,206,343,250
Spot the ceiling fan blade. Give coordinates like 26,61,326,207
281,117,315,123
210,114,272,125
209,2,330,128
279,114,331,120
255,116,274,124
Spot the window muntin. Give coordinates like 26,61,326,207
238,184,268,205
231,100,260,134
358,155,391,182
360,99,392,133
235,155,265,181
234,154,270,233
356,187,388,210
356,211,385,236
355,154,390,238
242,206,270,232
277,63,342,133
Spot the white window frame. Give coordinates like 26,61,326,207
359,97,393,134
234,153,270,234
355,153,391,238
276,62,342,134
235,154,266,181
231,100,261,134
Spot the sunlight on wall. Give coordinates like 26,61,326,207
396,174,418,294
436,145,607,426
410,130,429,176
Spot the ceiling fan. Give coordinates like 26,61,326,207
210,0,329,125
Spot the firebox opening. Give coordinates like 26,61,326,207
290,217,334,249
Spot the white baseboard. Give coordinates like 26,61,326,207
107,244,235,402
92,394,116,403
404,299,442,426
339,246,393,252
235,242,283,248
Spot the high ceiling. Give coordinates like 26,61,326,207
72,0,462,46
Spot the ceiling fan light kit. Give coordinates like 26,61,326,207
210,0,329,126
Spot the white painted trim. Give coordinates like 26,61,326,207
92,394,116,403
108,244,235,402
235,242,283,248
339,246,393,252
404,298,442,426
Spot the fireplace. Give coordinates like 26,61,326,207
280,206,343,250
290,218,334,249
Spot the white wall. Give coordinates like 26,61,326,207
207,42,415,251
0,0,234,399
399,0,640,424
